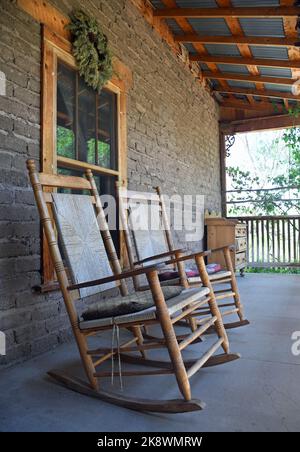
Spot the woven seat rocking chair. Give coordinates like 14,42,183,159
117,185,249,331
27,160,240,413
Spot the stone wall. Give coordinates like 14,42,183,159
0,0,221,367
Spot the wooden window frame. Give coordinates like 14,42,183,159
41,26,129,288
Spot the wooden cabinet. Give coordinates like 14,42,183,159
205,217,247,275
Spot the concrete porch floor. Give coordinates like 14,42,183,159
1,274,300,432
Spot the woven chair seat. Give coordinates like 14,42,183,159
158,270,232,286
80,287,210,330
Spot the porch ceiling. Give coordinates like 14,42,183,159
149,0,300,113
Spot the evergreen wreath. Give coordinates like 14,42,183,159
67,10,113,92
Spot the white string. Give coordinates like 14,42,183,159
111,321,124,391
111,323,116,387
116,324,124,392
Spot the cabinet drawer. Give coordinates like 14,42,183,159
236,252,247,267
236,224,247,237
236,237,247,252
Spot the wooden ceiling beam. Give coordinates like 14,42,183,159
203,71,296,86
160,0,233,99
214,86,299,101
215,1,261,112
220,100,285,112
190,54,300,70
174,35,298,47
153,6,300,19
281,0,300,81
220,114,300,134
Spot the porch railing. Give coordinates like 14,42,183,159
233,216,300,268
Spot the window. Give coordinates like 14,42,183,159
41,29,129,289
56,61,118,171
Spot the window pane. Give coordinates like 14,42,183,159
78,76,97,165
57,62,76,159
98,89,118,170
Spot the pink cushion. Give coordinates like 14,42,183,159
158,263,222,281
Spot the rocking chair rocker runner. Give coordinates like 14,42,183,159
116,185,249,331
27,160,240,413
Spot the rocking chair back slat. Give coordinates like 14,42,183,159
39,173,91,190
52,193,116,298
128,200,168,264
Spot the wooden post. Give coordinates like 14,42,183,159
219,132,227,218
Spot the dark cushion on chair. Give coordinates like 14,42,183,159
81,286,183,321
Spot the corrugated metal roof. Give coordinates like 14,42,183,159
151,0,280,9
250,46,289,60
200,63,209,71
264,84,293,93
259,67,292,78
205,44,241,56
239,18,285,37
231,0,280,6
150,0,165,9
176,0,218,7
227,80,256,90
209,79,220,89
184,43,198,54
165,19,183,36
217,64,249,74
188,18,232,36
234,94,248,101
148,0,298,111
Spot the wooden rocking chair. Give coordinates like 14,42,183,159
117,185,249,331
27,160,240,413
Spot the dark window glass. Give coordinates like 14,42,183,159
56,63,76,160
57,61,118,171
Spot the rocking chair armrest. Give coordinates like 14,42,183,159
162,250,211,266
68,264,165,291
211,244,235,253
134,248,186,266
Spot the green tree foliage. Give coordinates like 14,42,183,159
227,124,300,216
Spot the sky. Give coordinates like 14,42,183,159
226,129,290,191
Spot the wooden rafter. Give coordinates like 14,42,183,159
220,100,285,112
215,86,300,102
153,6,300,19
215,1,259,113
189,54,300,70
159,0,231,99
220,114,300,134
174,35,297,47
281,0,300,111
203,71,295,86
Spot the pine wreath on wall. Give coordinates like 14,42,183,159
67,10,113,92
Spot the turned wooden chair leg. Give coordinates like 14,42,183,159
176,251,198,333
195,255,230,354
75,329,99,391
147,270,191,402
131,326,147,359
223,247,245,321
